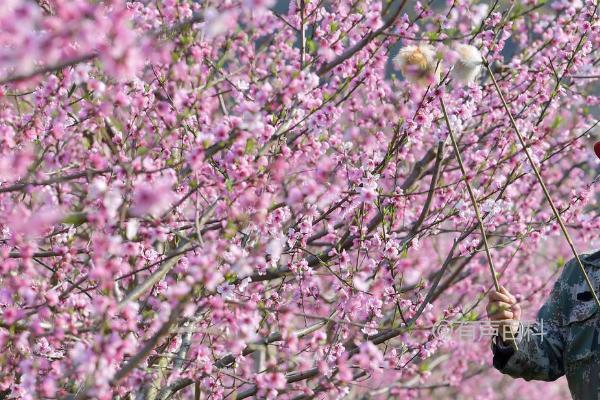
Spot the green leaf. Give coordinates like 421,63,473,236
306,39,317,54
245,138,256,154
464,310,479,321
82,136,91,150
166,156,179,167
62,212,87,226
510,3,524,19
137,146,149,156
224,220,238,239
443,28,459,37
550,116,562,129
555,256,565,270
225,271,238,283
427,32,440,41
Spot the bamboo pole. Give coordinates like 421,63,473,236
440,96,518,350
485,62,600,311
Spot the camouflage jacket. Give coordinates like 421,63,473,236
492,251,600,400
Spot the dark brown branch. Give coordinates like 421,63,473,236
316,0,408,75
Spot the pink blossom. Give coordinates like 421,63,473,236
355,341,384,372
0,1,591,399
130,179,175,217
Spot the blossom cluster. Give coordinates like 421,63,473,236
0,0,598,399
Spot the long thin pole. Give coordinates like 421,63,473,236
485,62,600,310
440,97,499,289
440,96,518,350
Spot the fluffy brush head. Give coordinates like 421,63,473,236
393,44,441,87
452,44,483,85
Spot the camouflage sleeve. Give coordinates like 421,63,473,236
491,270,566,381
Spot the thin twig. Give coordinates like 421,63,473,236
118,241,195,307
316,0,408,75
